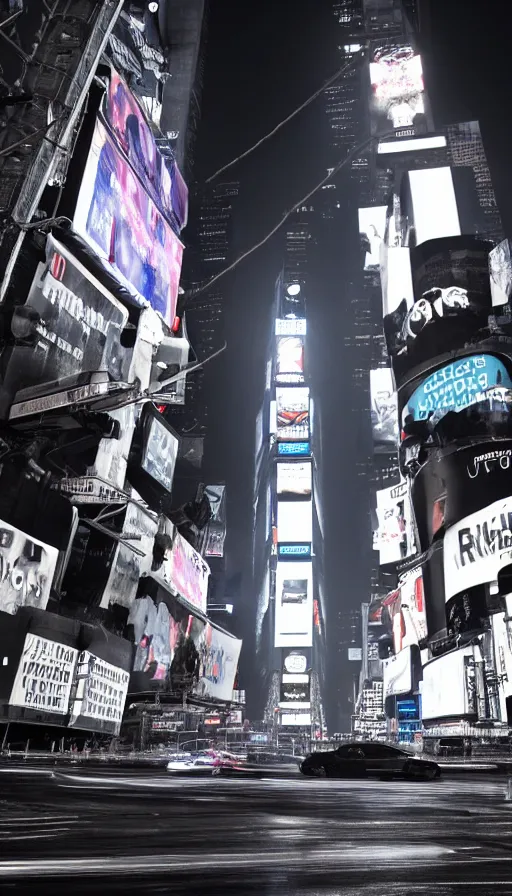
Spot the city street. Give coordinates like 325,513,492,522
2,766,512,894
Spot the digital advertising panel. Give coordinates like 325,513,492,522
489,239,512,308
276,387,309,440
100,503,158,611
280,711,311,726
194,623,242,703
412,440,512,552
69,651,129,735
9,634,78,715
370,368,398,451
276,462,312,498
161,531,210,613
278,543,312,560
276,336,305,383
358,206,387,270
402,355,512,426
369,46,424,132
382,645,413,699
278,441,310,457
381,246,414,317
274,561,313,648
277,501,313,544
74,117,183,327
104,68,188,232
283,651,310,674
421,648,475,720
375,479,416,566
383,569,427,653
407,167,461,247
275,318,307,336
444,496,512,602
0,521,59,616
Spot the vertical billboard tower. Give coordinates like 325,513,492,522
269,278,320,742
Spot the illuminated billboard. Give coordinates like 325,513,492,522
370,368,398,451
444,496,512,601
0,521,59,616
383,569,427,654
422,648,476,720
402,355,512,425
10,634,78,716
278,442,310,457
382,646,413,699
381,246,414,317
276,387,309,440
358,206,387,271
369,46,424,132
277,501,313,543
74,117,183,327
274,561,313,648
275,318,307,336
375,479,416,566
489,239,512,308
278,544,312,560
161,531,210,612
276,336,304,383
407,168,460,247
69,652,129,735
277,462,312,498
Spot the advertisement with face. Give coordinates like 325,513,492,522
402,355,512,426
369,46,424,134
74,117,184,327
358,206,387,270
104,68,188,232
444,496,512,601
277,501,313,543
375,479,416,566
161,531,210,613
276,387,309,440
0,521,59,616
421,648,475,720
274,561,313,648
370,368,398,451
412,440,512,552
194,623,242,703
277,463,312,498
68,651,130,735
276,336,305,383
382,645,413,699
9,634,78,715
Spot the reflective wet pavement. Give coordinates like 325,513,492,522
2,766,512,894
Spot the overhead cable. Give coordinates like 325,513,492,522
205,53,364,184
182,130,387,307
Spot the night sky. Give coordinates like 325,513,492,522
188,0,512,712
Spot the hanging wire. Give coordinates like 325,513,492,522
182,129,390,308
205,53,365,184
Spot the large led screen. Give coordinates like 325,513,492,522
382,645,413,699
369,46,424,132
275,318,307,336
408,168,461,247
278,442,310,457
274,561,313,648
421,648,475,720
358,206,387,271
194,623,242,703
74,117,183,327
277,501,313,543
402,355,512,425
277,462,312,498
276,387,309,440
104,68,188,232
381,246,414,317
370,368,398,451
375,479,416,565
276,336,305,383
444,496,512,601
69,651,129,735
140,411,179,495
161,531,210,613
0,520,59,616
383,569,427,653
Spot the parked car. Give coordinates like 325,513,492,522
300,741,440,780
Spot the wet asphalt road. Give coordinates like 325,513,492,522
2,766,512,895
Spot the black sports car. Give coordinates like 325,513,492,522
300,741,441,780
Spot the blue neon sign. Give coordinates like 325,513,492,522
278,543,312,559
278,441,310,457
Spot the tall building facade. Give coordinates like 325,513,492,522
316,0,503,733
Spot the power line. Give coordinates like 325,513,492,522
182,130,391,307
204,53,364,184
